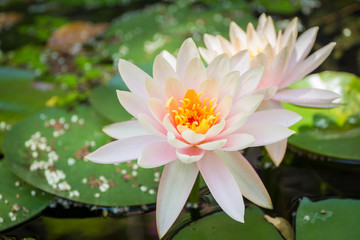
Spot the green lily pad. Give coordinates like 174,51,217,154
100,2,254,64
0,161,53,232
0,67,65,153
296,197,360,239
3,106,162,206
284,71,360,161
171,205,282,240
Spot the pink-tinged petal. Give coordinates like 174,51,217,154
216,95,233,119
219,71,239,99
176,38,200,82
246,109,302,127
148,97,166,123
235,66,264,98
176,147,205,164
230,95,264,117
102,120,151,140
138,142,177,168
254,86,277,100
287,27,319,71
184,57,206,90
138,113,166,137
217,35,235,55
246,23,263,53
281,42,336,88
216,151,272,209
163,114,181,138
256,13,267,34
156,161,199,238
230,50,251,74
268,46,291,86
204,33,222,53
181,130,206,145
199,78,219,101
206,54,230,81
144,77,165,101
165,77,185,100
282,17,298,47
199,47,217,64
218,113,250,138
262,16,276,47
220,133,255,151
197,139,227,150
251,52,269,69
257,99,283,111
229,21,246,45
239,124,295,147
273,88,341,108
153,54,178,86
118,59,151,97
85,135,164,164
116,90,151,118
197,152,245,222
167,132,190,148
265,139,287,166
160,50,176,70
205,120,226,139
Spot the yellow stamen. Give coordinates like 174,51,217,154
249,47,263,59
165,89,220,134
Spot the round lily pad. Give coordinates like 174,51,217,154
171,206,282,240
2,106,162,206
0,161,53,232
284,71,360,161
296,197,360,240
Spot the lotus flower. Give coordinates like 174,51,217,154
86,38,300,238
199,14,341,165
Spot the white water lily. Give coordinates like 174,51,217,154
199,13,340,165
86,38,301,238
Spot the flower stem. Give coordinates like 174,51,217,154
188,174,200,221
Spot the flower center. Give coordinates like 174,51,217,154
166,89,220,134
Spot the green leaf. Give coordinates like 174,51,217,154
296,197,360,240
0,67,65,153
0,161,53,232
3,106,162,206
284,71,360,161
172,205,282,240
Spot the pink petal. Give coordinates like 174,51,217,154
176,147,205,164
229,95,264,117
85,135,164,164
282,17,298,47
167,132,190,148
156,161,199,238
205,120,226,139
118,59,151,97
246,109,302,127
273,88,341,108
165,77,185,100
116,90,151,118
219,71,239,99
262,16,276,47
218,112,250,137
181,130,206,145
102,120,151,140
138,142,177,168
265,139,287,166
216,95,233,119
197,139,227,150
197,152,245,222
267,46,291,86
206,54,230,81
176,38,200,82
230,50,251,74
160,50,176,70
184,57,206,90
239,124,295,147
144,77,165,101
216,151,272,209
148,97,166,123
235,66,264,99
138,113,166,137
257,99,283,111
220,133,255,151
153,54,178,86
199,77,219,101
163,114,181,138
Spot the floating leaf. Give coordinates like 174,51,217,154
296,197,360,239
3,106,162,206
47,21,108,54
284,71,360,161
171,206,282,239
0,161,52,232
